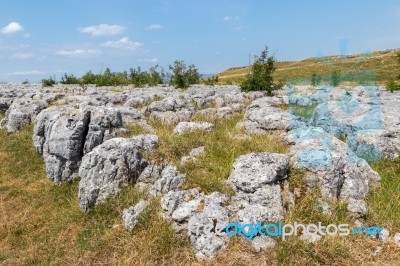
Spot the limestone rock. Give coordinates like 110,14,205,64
122,200,148,231
78,138,147,212
173,122,214,136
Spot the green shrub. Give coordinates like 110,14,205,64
148,65,165,86
129,67,149,87
42,76,56,87
386,80,400,92
168,60,200,89
331,71,341,87
240,46,281,95
311,73,321,86
203,75,219,85
387,51,400,91
60,73,80,84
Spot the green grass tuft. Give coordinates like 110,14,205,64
290,101,319,120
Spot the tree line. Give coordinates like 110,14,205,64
42,60,208,89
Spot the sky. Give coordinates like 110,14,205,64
1,0,400,82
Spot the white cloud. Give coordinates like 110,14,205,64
101,37,142,50
78,24,125,36
233,26,247,31
55,49,102,57
1,22,24,34
138,58,159,63
223,16,239,21
12,53,34,59
145,24,162,30
6,70,42,76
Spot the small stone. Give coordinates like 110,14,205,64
371,246,383,256
347,199,368,218
392,233,400,247
252,236,276,253
173,121,214,136
379,228,390,244
181,146,205,164
316,198,331,216
294,188,301,198
300,230,322,243
122,200,148,231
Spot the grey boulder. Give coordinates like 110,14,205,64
187,192,230,260
1,98,48,133
289,126,380,217
78,138,148,212
150,164,185,196
227,152,289,224
236,97,291,134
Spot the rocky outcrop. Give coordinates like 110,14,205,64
227,152,289,223
187,192,229,260
33,106,90,184
33,106,131,184
1,83,398,261
150,164,185,196
236,96,290,134
161,188,229,260
1,98,48,133
78,137,150,212
146,96,195,124
289,127,380,217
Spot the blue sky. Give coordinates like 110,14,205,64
1,0,400,82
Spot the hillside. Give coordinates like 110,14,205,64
218,48,400,85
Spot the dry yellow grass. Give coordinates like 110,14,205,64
218,49,400,85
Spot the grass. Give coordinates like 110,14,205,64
147,113,288,194
289,101,319,120
0,125,193,265
368,158,400,229
218,48,400,85
116,123,152,138
1,117,400,265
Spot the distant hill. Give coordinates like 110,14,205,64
217,48,400,85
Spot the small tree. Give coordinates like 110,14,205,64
148,65,165,86
129,67,148,87
169,60,200,89
240,46,280,95
186,64,200,85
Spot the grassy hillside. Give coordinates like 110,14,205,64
218,49,400,85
